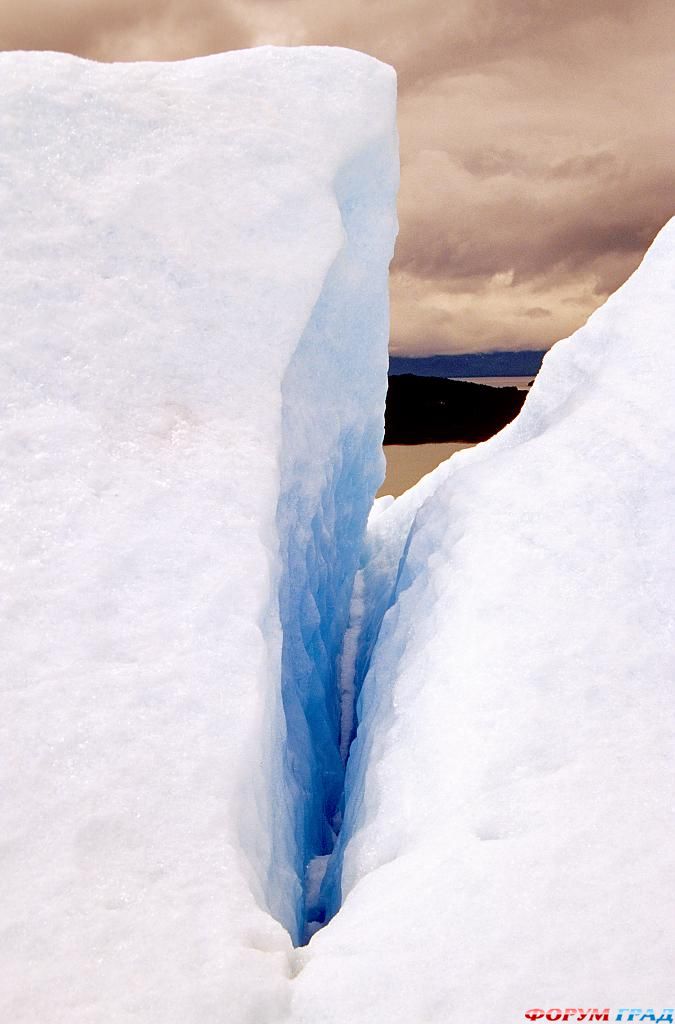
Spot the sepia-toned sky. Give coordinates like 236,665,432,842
2,0,673,355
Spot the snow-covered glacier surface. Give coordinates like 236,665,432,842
0,47,397,1021
4,41,674,1024
291,218,675,1021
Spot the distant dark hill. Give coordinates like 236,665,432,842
389,350,547,378
384,375,526,445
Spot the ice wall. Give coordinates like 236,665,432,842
0,47,397,1020
277,132,396,939
7,39,671,1024
292,219,675,1020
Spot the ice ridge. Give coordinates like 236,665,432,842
0,46,398,1015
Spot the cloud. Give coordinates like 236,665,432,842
2,0,674,353
0,0,249,61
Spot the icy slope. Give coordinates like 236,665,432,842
0,47,397,1021
292,219,675,1021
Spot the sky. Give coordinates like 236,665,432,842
2,0,673,356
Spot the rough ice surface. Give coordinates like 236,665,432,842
275,109,397,940
0,46,397,1020
291,218,675,1021
4,41,674,1024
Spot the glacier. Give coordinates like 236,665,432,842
291,216,675,1021
0,46,397,1020
3,41,675,1024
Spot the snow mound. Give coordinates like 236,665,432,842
292,218,675,1020
0,47,397,1021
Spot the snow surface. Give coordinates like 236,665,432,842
291,217,675,1021
3,41,674,1024
0,46,397,1021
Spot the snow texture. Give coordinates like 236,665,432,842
4,41,674,1024
0,47,397,1021
291,216,675,1021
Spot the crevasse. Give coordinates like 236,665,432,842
275,138,397,944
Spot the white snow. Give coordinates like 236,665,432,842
291,217,675,1020
0,46,397,1021
3,40,674,1024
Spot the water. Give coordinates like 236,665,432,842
454,376,533,390
378,375,533,497
378,442,473,498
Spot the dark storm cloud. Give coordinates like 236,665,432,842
2,0,673,353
